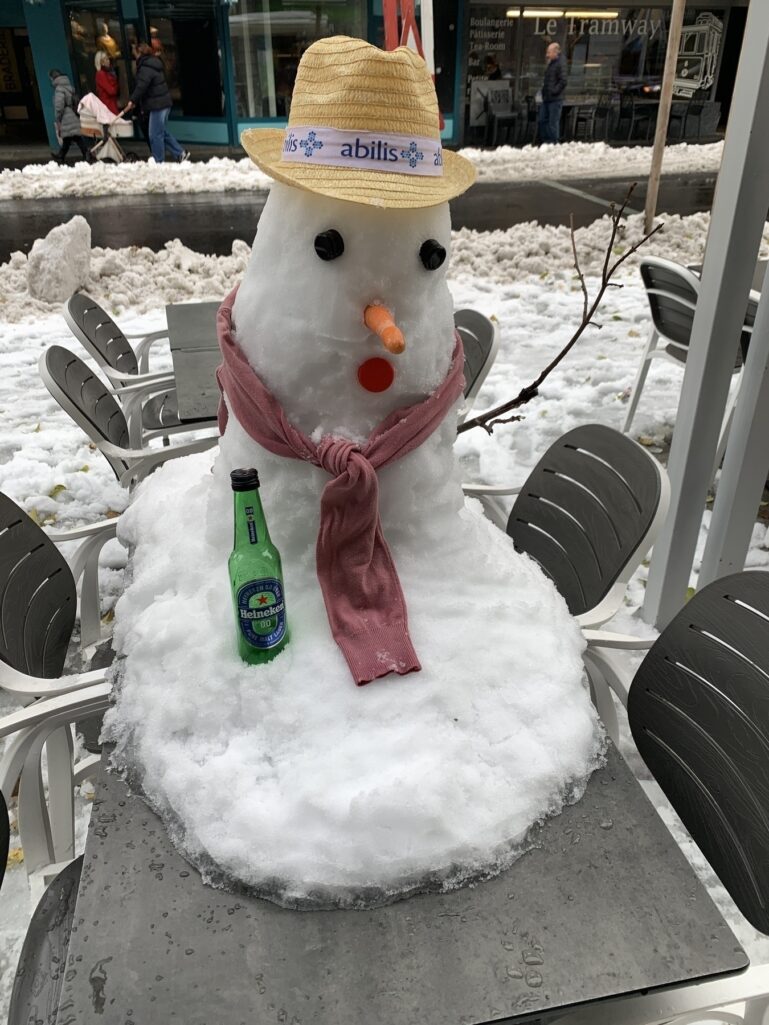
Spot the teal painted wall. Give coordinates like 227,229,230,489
23,2,73,148
169,119,229,145
0,0,24,27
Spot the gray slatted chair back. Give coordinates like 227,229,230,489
455,308,495,400
41,346,130,482
507,424,661,617
8,855,84,1025
66,292,139,376
640,257,751,367
628,570,769,934
0,789,8,889
0,492,76,679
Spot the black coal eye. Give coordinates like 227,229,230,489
420,239,446,270
314,229,344,261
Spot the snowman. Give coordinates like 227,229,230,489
109,37,603,908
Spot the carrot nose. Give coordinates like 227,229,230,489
363,304,405,355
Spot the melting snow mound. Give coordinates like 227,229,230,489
105,451,605,909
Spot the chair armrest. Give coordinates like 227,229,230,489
582,629,657,650
127,329,170,373
112,376,176,399
97,434,219,487
462,483,522,497
0,663,109,701
47,519,118,543
0,682,111,742
102,364,175,388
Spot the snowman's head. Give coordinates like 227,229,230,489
231,182,457,440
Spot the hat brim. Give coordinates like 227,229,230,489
241,128,476,209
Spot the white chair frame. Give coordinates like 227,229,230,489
623,256,757,477
38,349,219,488
464,443,670,747
0,683,111,900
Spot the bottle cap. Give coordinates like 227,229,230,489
230,467,260,491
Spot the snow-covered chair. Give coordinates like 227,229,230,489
463,424,669,741
623,257,757,472
557,570,769,1025
455,307,500,425
65,291,214,448
39,345,218,489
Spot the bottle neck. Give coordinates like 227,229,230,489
233,488,271,548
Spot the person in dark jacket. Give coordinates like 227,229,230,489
123,43,188,163
538,43,567,144
49,69,90,163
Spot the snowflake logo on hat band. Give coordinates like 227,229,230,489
400,141,424,169
299,131,324,158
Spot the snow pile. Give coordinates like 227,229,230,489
465,139,724,183
27,215,90,302
1,208,749,325
107,450,603,907
0,140,724,201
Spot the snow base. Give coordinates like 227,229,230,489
104,451,605,910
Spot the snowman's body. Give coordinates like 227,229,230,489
108,182,603,909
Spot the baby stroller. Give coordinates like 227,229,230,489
78,92,135,164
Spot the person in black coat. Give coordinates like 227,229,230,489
538,42,567,144
123,43,188,163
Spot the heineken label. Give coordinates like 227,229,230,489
237,578,286,649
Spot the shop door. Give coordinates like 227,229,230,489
0,28,46,143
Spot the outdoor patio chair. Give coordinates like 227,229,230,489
0,681,110,900
65,291,213,448
455,308,500,424
558,570,769,1025
617,93,654,141
0,490,117,672
624,256,757,472
39,345,218,488
463,424,669,739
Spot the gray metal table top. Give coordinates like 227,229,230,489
56,744,747,1025
166,300,221,423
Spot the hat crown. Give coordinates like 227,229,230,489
287,36,440,141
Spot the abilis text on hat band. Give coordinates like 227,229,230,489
281,126,444,177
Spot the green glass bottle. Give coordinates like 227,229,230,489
228,468,289,665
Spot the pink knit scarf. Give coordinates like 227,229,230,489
216,287,465,685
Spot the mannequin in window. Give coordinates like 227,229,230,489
96,22,121,60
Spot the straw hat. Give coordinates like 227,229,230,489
241,36,476,209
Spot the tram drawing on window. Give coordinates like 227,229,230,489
674,13,723,98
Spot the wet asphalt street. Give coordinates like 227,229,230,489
0,174,717,263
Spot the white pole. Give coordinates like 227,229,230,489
644,0,686,234
698,261,769,587
642,0,769,628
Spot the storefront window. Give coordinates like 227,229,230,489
143,1,225,117
228,1,365,120
465,3,726,140
65,2,134,108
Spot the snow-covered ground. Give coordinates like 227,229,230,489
2,204,769,1017
0,139,724,201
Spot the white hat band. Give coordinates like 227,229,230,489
280,126,444,177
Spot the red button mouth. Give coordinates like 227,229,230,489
357,357,395,393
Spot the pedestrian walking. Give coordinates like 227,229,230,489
49,69,90,163
123,43,189,164
94,51,120,115
538,42,567,145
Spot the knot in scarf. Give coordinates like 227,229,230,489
216,286,465,685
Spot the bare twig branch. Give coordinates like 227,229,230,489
457,184,663,437
570,213,589,324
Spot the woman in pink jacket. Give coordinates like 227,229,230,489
94,51,119,115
